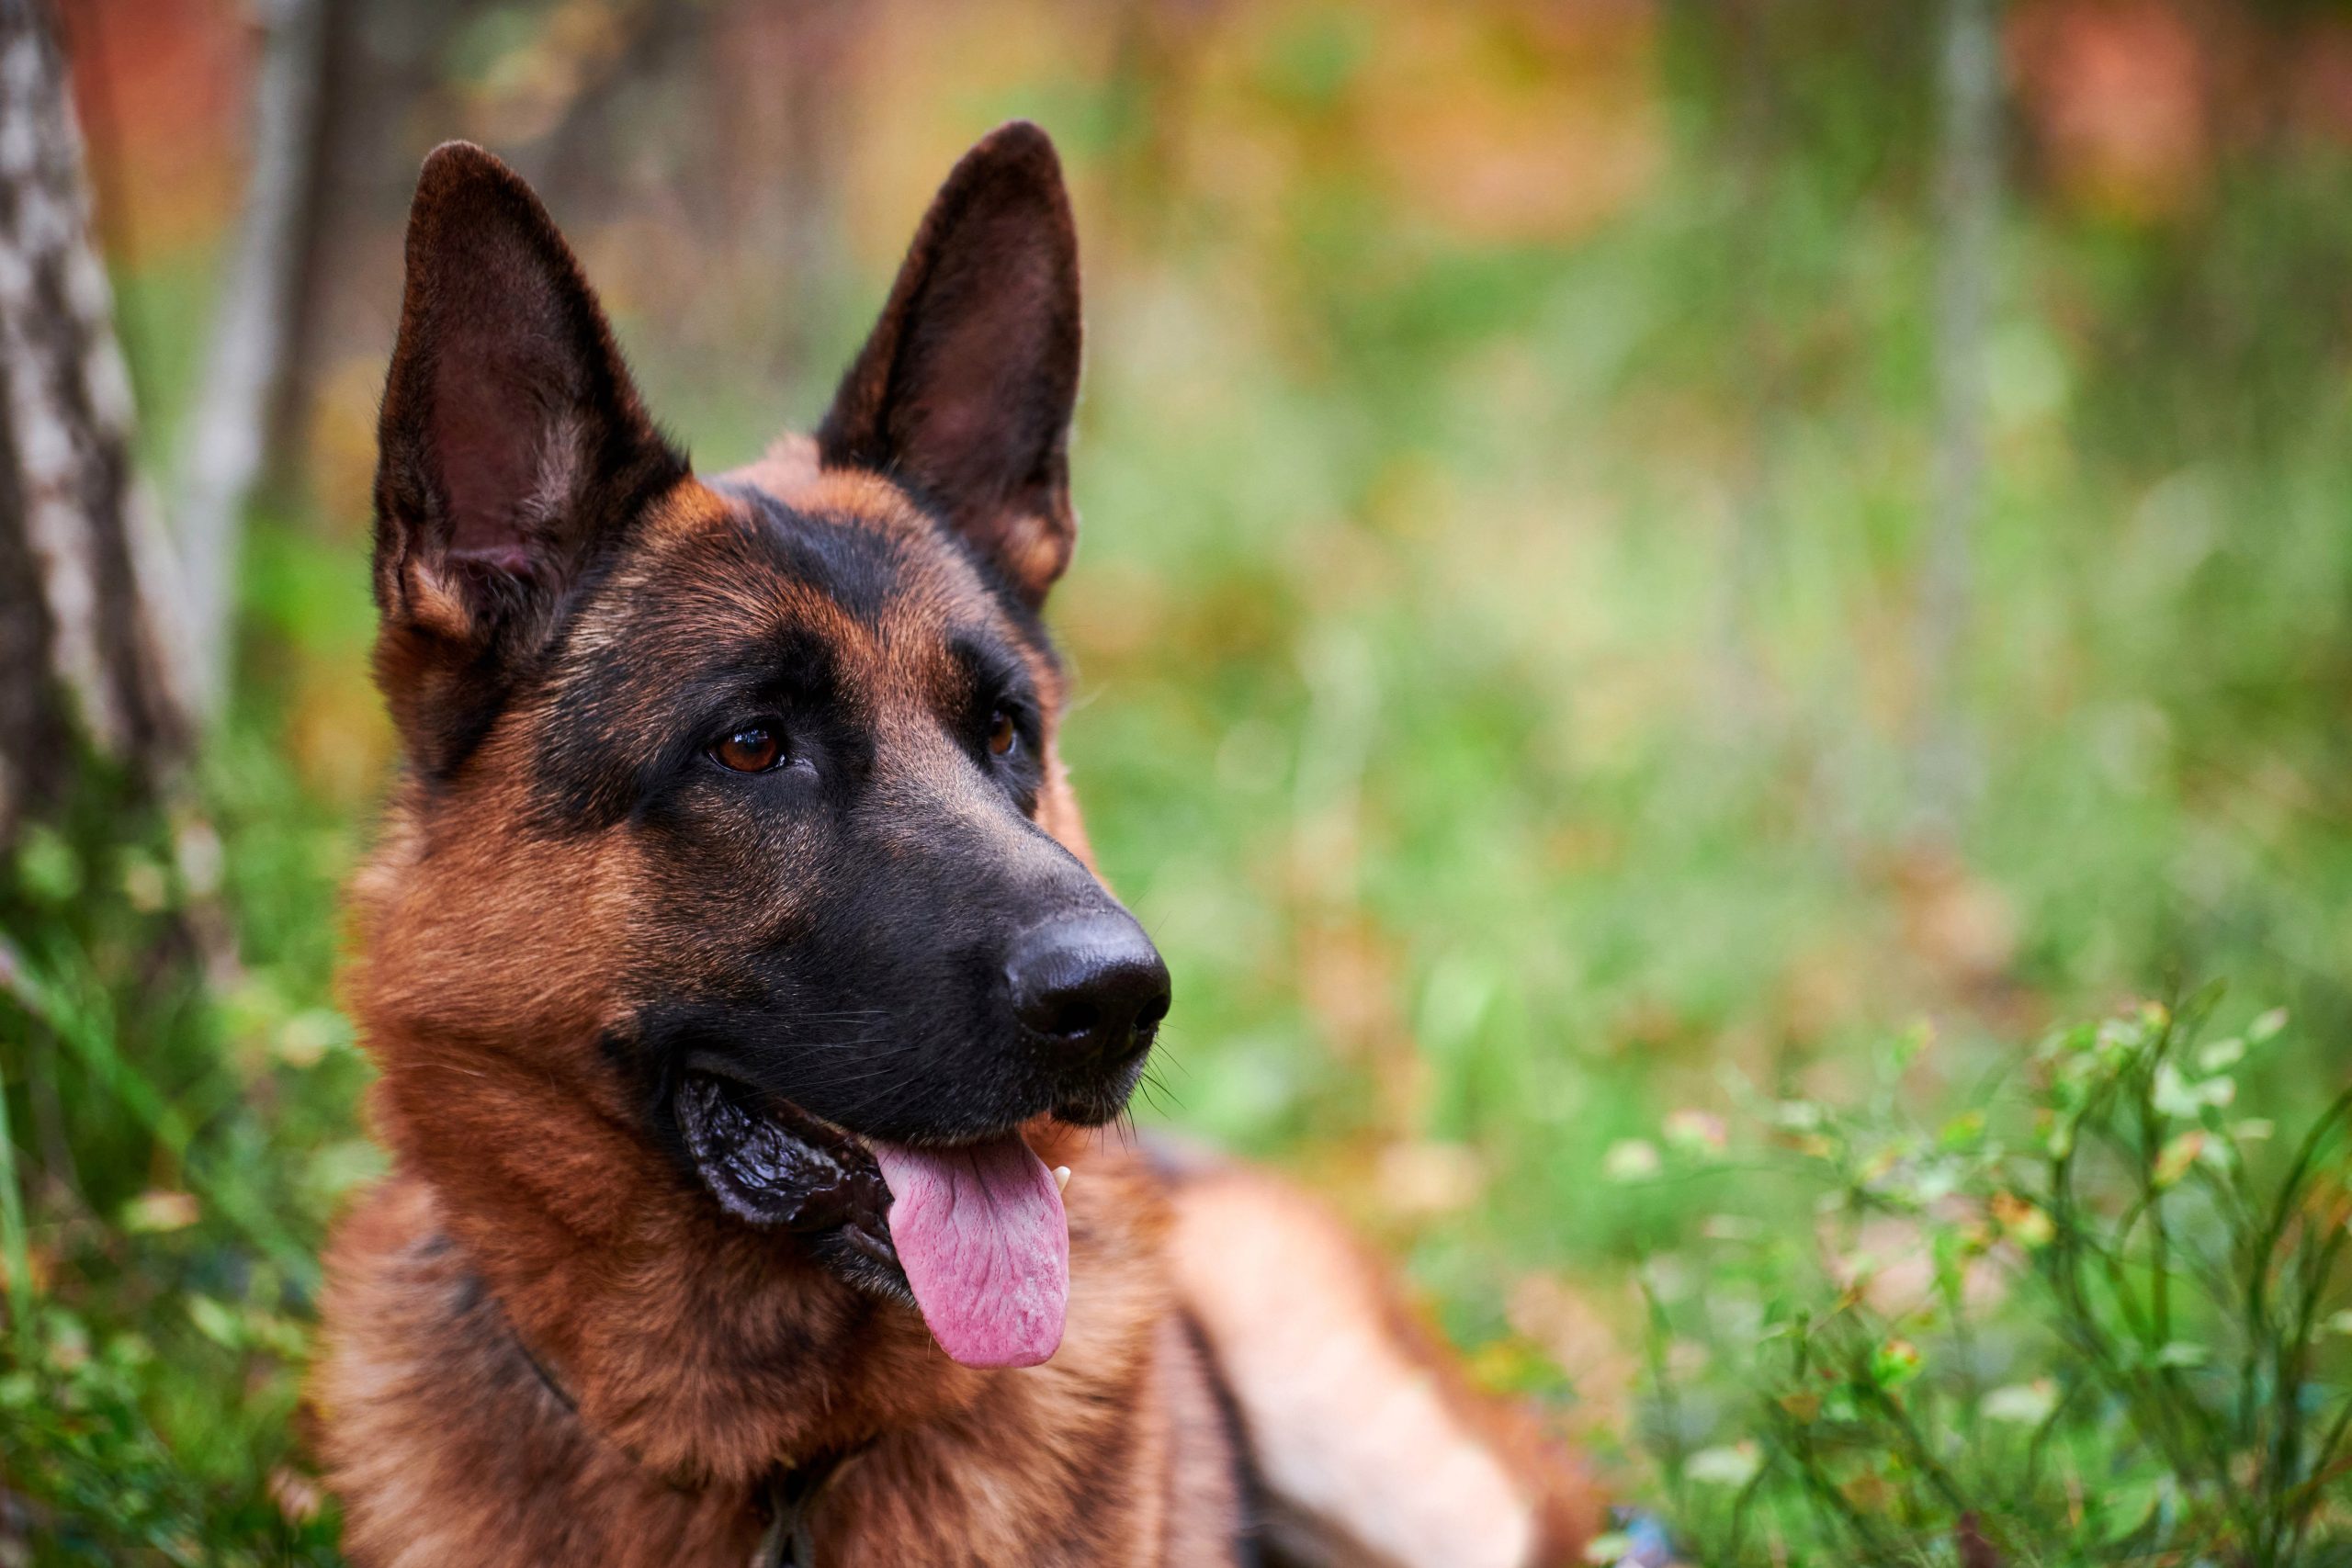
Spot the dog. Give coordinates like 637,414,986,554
313,121,1602,1567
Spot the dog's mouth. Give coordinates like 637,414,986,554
673,1072,1069,1369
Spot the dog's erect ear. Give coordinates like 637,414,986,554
817,121,1082,610
373,141,684,773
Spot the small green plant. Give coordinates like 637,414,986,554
1641,992,2352,1566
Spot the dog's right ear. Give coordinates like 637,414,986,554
373,141,684,775
817,121,1081,612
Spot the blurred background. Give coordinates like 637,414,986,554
7,0,2352,1558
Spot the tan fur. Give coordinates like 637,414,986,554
1166,1163,1603,1567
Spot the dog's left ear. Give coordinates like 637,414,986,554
817,121,1081,610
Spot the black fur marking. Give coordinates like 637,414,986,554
718,484,907,627
531,613,863,836
1182,1308,1268,1566
523,494,1056,837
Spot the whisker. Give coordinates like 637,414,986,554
1136,1064,1182,1116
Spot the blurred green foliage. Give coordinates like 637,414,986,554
11,0,2352,1558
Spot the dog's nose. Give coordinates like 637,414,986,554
1006,913,1170,1064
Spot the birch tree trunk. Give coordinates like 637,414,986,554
0,0,188,845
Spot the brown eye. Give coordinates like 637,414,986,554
987,707,1019,759
713,725,782,773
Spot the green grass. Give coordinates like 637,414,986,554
1634,992,2352,1565
12,7,2352,1558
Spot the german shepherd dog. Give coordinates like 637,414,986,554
316,122,1601,1566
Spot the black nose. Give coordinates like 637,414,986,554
1006,913,1170,1064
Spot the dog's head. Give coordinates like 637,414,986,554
359,124,1163,1369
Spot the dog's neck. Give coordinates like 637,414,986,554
365,1034,988,1486
484,1264,872,1562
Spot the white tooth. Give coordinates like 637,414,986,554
1052,1165,1072,1195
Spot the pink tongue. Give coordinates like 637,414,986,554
869,1134,1069,1369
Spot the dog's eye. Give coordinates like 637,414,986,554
987,706,1019,760
712,725,784,773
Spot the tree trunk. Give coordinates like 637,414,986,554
1916,0,2000,823
0,0,188,844
174,0,332,719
